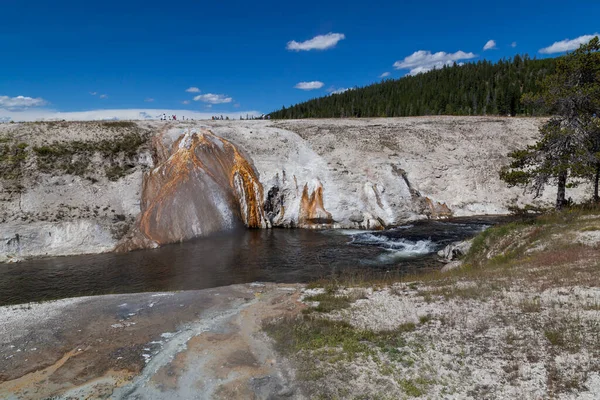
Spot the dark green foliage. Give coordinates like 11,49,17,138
270,55,556,118
105,164,135,181
0,141,28,180
101,121,137,129
33,132,146,178
500,38,600,208
264,315,416,360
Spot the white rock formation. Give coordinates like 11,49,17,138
0,117,589,261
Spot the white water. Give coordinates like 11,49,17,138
350,233,435,256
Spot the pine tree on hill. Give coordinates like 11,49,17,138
270,55,557,119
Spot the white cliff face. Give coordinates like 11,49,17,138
0,117,588,260
204,123,414,230
0,121,153,261
0,219,118,262
204,117,573,229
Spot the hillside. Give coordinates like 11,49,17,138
270,55,556,119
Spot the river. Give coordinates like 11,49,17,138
0,216,509,305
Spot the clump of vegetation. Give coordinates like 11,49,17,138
33,130,147,179
264,315,416,362
105,164,135,181
303,288,369,314
543,317,588,353
506,200,548,216
101,121,137,129
520,297,542,313
0,141,28,181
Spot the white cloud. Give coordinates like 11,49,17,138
186,87,200,93
539,33,599,54
99,94,108,99
393,50,477,75
483,40,497,50
181,100,191,105
294,81,324,90
286,33,345,51
0,95,47,110
379,72,391,78
144,98,154,102
89,91,97,96
193,93,233,104
511,42,517,48
0,108,262,122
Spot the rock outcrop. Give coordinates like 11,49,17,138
1,117,589,260
437,239,473,262
116,129,268,251
298,180,333,228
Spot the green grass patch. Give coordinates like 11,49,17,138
420,283,494,301
303,287,369,314
101,121,137,129
33,131,147,178
264,316,417,362
544,329,566,347
543,317,589,352
0,142,29,181
303,292,354,313
580,226,600,232
399,377,434,397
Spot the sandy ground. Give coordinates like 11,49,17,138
0,283,304,399
323,284,600,399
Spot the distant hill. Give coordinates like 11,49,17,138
270,55,556,119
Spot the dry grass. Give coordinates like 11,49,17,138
267,208,600,398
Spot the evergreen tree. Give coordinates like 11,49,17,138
270,55,557,119
500,38,600,208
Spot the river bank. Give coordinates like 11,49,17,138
0,217,502,306
264,209,600,399
2,117,582,262
1,210,599,399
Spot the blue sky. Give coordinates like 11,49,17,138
1,0,599,121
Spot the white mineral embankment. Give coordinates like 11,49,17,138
0,117,587,260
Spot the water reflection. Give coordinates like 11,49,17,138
0,217,508,305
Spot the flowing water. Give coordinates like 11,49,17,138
0,216,510,305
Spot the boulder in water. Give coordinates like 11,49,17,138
437,239,473,262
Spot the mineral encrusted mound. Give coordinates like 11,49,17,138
298,180,334,228
116,129,269,251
